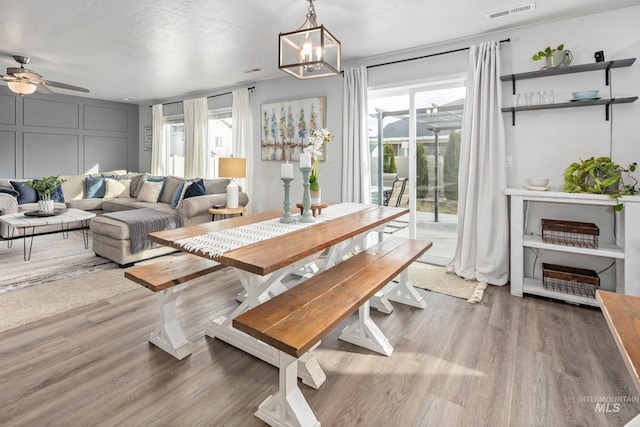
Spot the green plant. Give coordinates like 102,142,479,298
564,156,638,211
532,44,564,61
383,143,397,173
24,175,66,198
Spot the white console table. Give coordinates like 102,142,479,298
505,188,640,306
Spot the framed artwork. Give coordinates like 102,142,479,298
260,96,326,161
144,127,153,151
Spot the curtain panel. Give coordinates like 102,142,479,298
232,89,253,212
446,40,509,286
150,104,166,175
183,97,209,179
342,66,371,203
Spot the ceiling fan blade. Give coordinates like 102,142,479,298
35,83,54,95
42,80,89,93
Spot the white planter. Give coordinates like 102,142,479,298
38,199,54,212
310,188,321,205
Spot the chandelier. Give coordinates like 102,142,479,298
279,0,341,79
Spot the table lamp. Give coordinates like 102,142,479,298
218,157,246,208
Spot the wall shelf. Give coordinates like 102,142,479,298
502,97,638,125
500,58,636,125
500,58,636,94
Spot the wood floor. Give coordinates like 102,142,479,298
0,267,638,426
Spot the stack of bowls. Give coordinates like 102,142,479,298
571,90,599,102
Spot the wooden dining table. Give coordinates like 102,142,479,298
150,203,426,388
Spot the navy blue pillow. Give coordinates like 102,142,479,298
0,187,19,198
10,181,38,204
183,179,206,199
50,185,65,203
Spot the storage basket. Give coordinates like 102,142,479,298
541,219,599,249
542,263,600,299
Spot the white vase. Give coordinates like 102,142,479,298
38,194,55,212
310,188,321,205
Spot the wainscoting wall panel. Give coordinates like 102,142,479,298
0,131,16,177
0,87,138,178
23,98,80,129
84,105,128,132
0,95,16,125
84,136,127,174
23,133,79,177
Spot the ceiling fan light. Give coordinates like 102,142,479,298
7,80,37,95
279,0,341,79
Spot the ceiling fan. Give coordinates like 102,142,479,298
1,55,89,96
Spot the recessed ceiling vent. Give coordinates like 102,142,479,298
485,2,535,19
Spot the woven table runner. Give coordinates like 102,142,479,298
175,203,369,257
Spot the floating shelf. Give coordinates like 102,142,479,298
501,58,636,94
502,97,638,125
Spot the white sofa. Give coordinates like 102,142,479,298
0,171,248,265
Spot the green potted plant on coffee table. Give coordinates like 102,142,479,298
24,175,66,212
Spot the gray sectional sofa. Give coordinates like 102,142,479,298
0,171,248,265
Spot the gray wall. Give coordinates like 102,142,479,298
0,87,138,178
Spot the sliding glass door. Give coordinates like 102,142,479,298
369,80,464,264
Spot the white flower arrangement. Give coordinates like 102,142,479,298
304,128,333,191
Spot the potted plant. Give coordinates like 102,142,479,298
532,44,572,69
305,128,333,204
24,175,66,212
563,156,638,211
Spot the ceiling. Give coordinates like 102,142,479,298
0,0,636,104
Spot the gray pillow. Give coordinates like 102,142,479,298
203,179,231,195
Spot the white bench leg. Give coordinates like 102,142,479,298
255,351,321,427
371,270,427,313
148,284,192,360
339,301,394,356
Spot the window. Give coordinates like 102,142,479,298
162,108,233,178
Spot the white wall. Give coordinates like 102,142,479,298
139,5,640,213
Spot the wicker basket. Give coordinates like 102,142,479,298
541,219,599,249
542,263,600,299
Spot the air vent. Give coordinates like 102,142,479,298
485,2,535,19
243,68,262,74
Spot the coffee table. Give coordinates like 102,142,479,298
0,208,96,261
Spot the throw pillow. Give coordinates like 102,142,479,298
160,176,186,204
137,180,164,203
171,182,187,209
85,177,107,198
0,187,19,198
103,178,127,199
146,176,167,201
183,179,206,199
10,181,38,204
116,179,132,198
50,185,65,203
203,179,231,195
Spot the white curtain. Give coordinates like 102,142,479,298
150,104,166,175
446,40,509,286
342,66,371,203
232,88,253,212
183,97,209,179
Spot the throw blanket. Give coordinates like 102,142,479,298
103,209,182,254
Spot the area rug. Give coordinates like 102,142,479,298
409,262,487,304
0,268,138,333
0,231,117,294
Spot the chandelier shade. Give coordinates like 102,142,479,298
279,0,341,79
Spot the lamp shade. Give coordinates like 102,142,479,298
218,157,246,179
7,81,37,95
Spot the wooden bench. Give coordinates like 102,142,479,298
233,236,432,427
125,254,225,359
